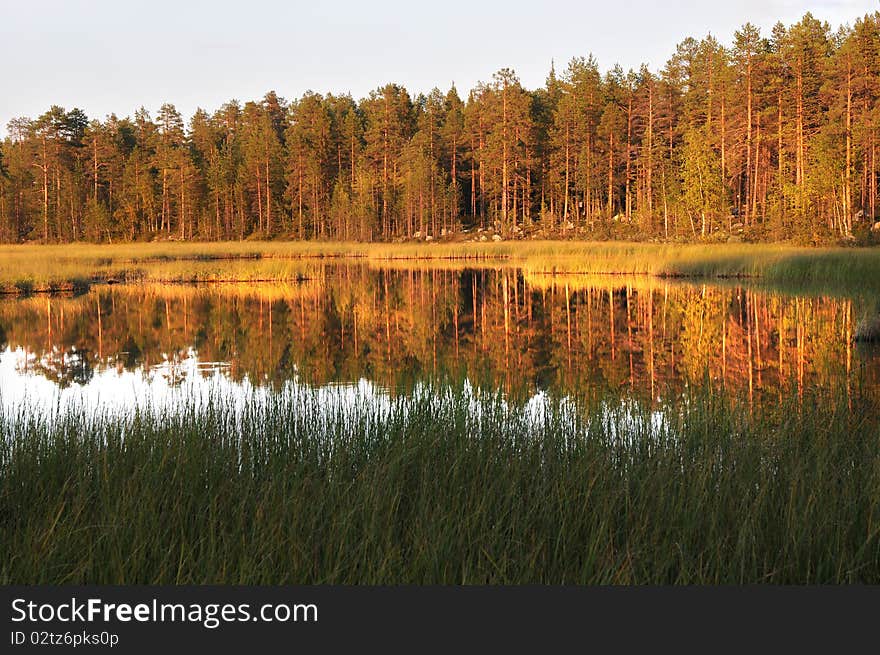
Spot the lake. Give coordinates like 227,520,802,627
2,262,878,415
5,260,880,584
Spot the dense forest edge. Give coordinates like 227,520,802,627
5,13,880,247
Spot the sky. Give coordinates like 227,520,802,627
1,0,878,135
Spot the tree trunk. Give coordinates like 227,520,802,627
607,131,614,218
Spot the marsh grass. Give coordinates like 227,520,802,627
1,381,878,584
2,241,879,294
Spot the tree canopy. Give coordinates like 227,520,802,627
2,12,879,245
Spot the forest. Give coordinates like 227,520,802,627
2,12,880,246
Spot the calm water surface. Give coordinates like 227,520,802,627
1,263,878,414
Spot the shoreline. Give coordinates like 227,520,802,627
1,240,879,295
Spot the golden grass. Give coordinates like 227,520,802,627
0,240,878,293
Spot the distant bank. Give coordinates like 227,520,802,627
0,240,879,297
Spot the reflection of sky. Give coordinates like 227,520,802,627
0,345,666,439
0,346,388,420
2,346,224,415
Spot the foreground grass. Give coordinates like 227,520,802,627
1,383,878,584
1,241,879,294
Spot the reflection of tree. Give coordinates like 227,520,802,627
0,264,875,403
679,285,725,381
26,348,94,388
119,336,142,370
155,352,191,388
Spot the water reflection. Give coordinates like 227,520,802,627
0,263,877,412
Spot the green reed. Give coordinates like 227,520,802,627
1,381,878,584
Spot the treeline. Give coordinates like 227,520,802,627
3,12,880,244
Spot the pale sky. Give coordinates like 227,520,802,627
1,0,877,135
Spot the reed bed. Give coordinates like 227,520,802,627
2,241,879,294
1,381,878,584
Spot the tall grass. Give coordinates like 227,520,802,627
2,241,879,294
1,382,878,584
